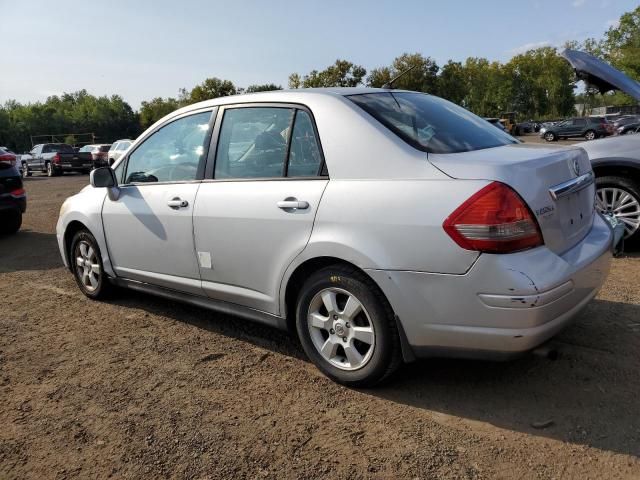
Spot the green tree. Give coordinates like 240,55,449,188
139,97,180,130
289,59,366,88
367,53,439,93
438,60,468,105
245,83,282,93
189,77,237,103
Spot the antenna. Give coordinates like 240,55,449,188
382,65,418,89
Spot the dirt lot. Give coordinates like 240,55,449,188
1,172,639,479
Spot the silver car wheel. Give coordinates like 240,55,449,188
75,240,101,292
596,187,640,238
544,132,555,141
585,130,596,140
307,287,375,371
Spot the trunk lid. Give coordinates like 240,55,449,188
429,144,595,255
561,49,640,101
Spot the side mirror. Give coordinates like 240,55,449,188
90,167,116,188
90,167,120,201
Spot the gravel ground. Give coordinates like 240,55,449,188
1,172,639,479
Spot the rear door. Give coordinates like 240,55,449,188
102,109,215,294
193,104,328,314
573,118,587,136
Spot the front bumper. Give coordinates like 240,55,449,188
367,213,613,359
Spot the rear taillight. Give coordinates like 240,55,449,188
443,182,543,254
53,153,61,164
9,187,26,198
0,154,16,166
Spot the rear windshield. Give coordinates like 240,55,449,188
45,144,74,153
347,92,518,154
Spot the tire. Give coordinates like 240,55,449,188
584,130,597,141
595,176,640,245
295,264,402,387
21,162,31,178
544,132,556,142
46,162,55,177
70,229,113,299
0,210,22,235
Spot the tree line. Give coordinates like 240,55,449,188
1,6,637,154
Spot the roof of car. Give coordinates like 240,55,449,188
179,87,406,111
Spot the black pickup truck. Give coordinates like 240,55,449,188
22,143,93,177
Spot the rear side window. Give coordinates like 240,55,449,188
287,110,322,177
348,92,517,154
214,107,294,179
99,145,110,152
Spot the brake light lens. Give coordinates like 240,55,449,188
9,187,26,198
443,182,543,253
53,153,61,164
0,154,16,166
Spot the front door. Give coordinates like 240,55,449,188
102,109,214,294
193,105,328,314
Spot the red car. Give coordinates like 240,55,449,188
78,144,112,168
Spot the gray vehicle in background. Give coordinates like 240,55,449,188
56,88,613,386
22,143,93,177
562,49,640,244
107,139,133,166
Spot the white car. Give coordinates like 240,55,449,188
56,88,614,386
107,139,133,166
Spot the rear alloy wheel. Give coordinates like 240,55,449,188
70,230,113,299
584,130,597,141
544,132,556,142
21,162,31,178
595,176,640,244
46,162,55,177
295,265,401,387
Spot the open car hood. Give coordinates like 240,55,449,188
561,49,640,101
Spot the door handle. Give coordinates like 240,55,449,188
167,197,189,208
277,199,309,210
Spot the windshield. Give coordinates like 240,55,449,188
348,92,518,154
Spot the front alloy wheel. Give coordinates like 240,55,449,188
70,230,113,299
544,132,555,142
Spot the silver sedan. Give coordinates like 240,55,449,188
56,88,613,386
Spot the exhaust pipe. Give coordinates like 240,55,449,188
532,343,559,360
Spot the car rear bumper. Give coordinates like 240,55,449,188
366,213,613,359
0,196,26,214
54,162,93,172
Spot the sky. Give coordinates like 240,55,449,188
1,0,637,109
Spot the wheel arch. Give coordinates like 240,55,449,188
282,255,416,363
63,220,89,271
592,161,640,185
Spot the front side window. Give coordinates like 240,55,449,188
214,107,294,179
287,110,322,177
79,145,91,152
118,141,130,151
348,92,518,154
124,111,212,184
